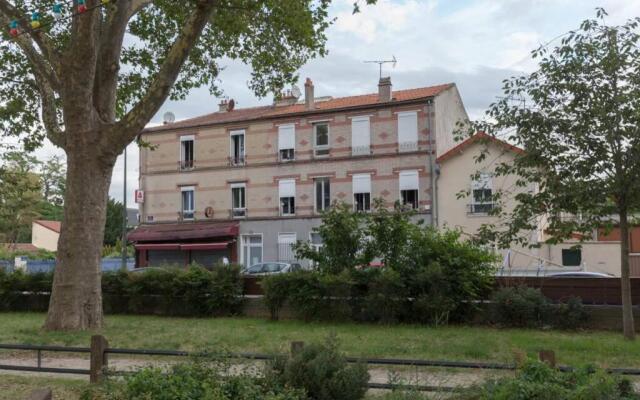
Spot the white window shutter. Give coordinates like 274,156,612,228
278,125,295,150
399,170,419,190
397,112,418,144
279,179,296,198
351,117,370,153
352,174,371,194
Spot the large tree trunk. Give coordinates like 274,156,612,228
44,148,116,331
619,208,635,340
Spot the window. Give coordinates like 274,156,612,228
562,248,582,266
241,234,262,268
313,123,330,157
399,170,419,209
351,116,371,156
278,233,297,262
278,124,295,161
470,173,493,214
352,173,371,212
229,130,245,166
397,111,418,152
279,179,296,216
180,136,194,170
314,177,331,212
181,186,195,220
309,232,323,268
231,183,246,218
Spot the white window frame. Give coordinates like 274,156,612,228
352,173,372,212
397,111,418,152
278,232,297,262
180,186,195,220
229,129,245,166
279,179,296,216
314,177,331,213
470,172,493,214
278,124,296,161
313,122,330,157
231,182,246,218
351,116,371,156
179,135,195,170
240,233,263,268
399,170,419,210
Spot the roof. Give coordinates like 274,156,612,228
128,221,239,242
34,220,61,233
1,243,39,252
145,83,454,133
436,132,525,163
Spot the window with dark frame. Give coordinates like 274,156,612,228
562,248,582,266
280,197,295,216
401,189,419,209
354,192,370,212
313,123,330,157
314,177,331,212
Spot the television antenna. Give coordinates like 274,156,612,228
364,55,397,79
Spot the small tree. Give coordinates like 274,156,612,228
294,202,374,274
39,155,66,207
368,199,421,270
104,198,125,246
464,10,640,339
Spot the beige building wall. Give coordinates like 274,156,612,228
540,242,621,277
31,223,59,252
433,85,469,157
140,103,435,222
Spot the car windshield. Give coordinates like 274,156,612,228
247,264,264,273
264,263,284,273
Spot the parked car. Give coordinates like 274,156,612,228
546,271,614,278
243,262,302,276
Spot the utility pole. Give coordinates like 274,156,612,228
121,146,128,270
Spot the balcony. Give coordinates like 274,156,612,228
467,203,494,215
398,141,419,152
351,145,371,156
231,208,247,219
178,159,195,171
228,155,246,167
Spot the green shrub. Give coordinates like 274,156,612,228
268,336,369,400
489,286,550,328
455,361,638,400
288,271,354,322
553,296,590,330
88,358,306,400
261,273,295,320
208,264,244,315
361,268,406,323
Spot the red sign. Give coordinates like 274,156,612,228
135,190,144,204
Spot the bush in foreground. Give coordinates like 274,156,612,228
456,361,638,400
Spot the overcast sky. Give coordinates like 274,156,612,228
7,0,640,207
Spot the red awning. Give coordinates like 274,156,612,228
180,242,230,251
128,221,239,242
134,243,181,251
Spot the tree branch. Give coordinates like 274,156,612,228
0,0,61,86
114,0,218,145
36,73,66,149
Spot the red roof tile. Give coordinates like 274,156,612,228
436,132,524,163
35,220,61,233
145,83,453,133
128,221,239,242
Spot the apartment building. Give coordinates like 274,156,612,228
128,77,468,268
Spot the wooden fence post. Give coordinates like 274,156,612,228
26,388,51,400
90,335,109,384
290,341,305,355
538,350,556,368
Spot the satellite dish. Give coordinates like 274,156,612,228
163,112,175,124
291,85,302,99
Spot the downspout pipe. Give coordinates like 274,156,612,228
426,99,438,227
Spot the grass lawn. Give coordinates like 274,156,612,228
0,374,89,400
0,312,639,368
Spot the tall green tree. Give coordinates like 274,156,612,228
104,198,125,246
39,155,66,206
0,151,43,245
0,0,377,330
465,10,640,339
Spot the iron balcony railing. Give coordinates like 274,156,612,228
467,203,494,214
178,159,195,171
398,141,419,152
228,155,246,166
230,208,247,218
351,145,371,156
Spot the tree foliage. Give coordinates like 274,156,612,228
104,198,125,246
462,9,640,339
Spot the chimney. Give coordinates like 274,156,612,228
378,77,392,102
304,78,315,110
218,98,228,112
